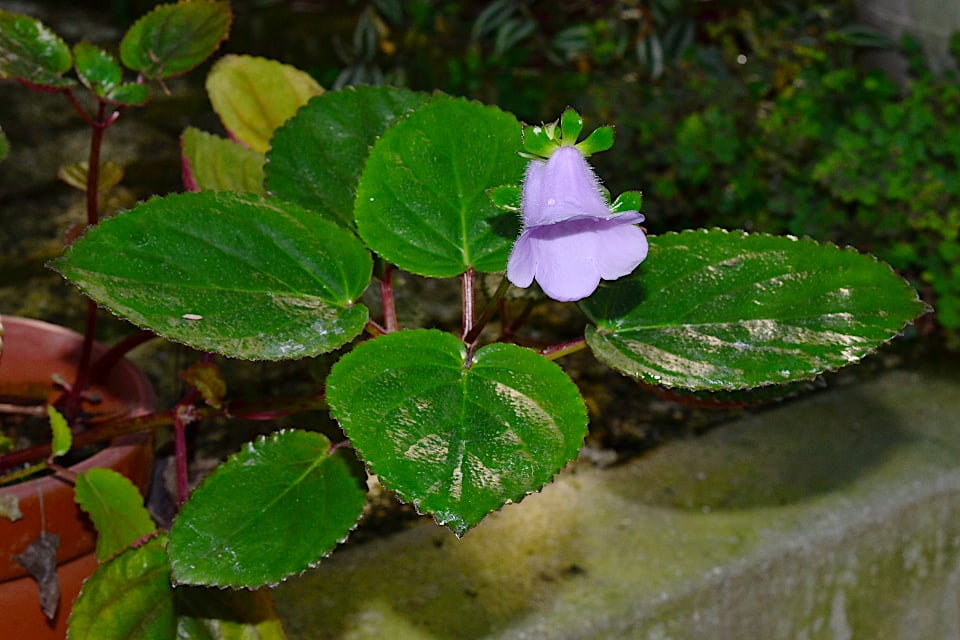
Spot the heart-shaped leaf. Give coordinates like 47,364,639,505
181,127,264,194
354,95,528,276
0,9,73,88
119,1,231,80
580,229,928,390
75,468,157,562
168,430,366,588
68,535,175,640
52,191,371,359
326,330,587,536
206,54,324,153
266,85,431,228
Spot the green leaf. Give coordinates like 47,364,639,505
168,430,366,588
520,122,558,158
52,191,371,360
68,535,175,640
48,404,71,457
355,95,528,276
266,85,430,228
326,330,588,536
580,229,928,391
103,82,150,106
488,184,521,212
175,588,286,640
206,54,324,154
74,41,120,96
181,127,264,194
119,1,231,80
575,125,615,156
0,9,74,88
559,107,583,143
611,190,643,213
0,123,8,163
74,468,157,562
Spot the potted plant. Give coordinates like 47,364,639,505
0,2,930,638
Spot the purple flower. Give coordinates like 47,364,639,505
506,146,648,302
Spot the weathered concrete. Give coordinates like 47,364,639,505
273,359,960,639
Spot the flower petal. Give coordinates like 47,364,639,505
506,231,536,288
594,220,648,280
523,217,648,301
521,146,609,227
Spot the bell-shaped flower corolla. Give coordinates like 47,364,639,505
506,145,648,302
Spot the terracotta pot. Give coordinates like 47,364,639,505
0,316,156,639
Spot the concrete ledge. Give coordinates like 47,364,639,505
274,363,960,639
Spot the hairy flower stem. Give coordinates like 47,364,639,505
464,275,511,345
461,267,475,341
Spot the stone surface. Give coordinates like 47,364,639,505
273,359,960,639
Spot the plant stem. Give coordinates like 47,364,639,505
380,263,398,332
464,275,511,345
541,337,587,360
0,392,328,475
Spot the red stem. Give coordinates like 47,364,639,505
380,264,398,332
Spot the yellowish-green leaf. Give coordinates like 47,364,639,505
58,161,124,193
180,127,264,194
206,54,323,153
48,405,71,457
75,468,157,561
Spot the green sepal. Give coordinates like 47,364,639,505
576,125,615,156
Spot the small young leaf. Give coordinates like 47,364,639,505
52,191,372,359
178,361,226,409
355,94,528,276
206,54,324,153
48,405,71,457
72,39,149,106
0,9,74,89
575,125,615,156
266,85,431,228
74,468,157,562
68,535,175,640
74,41,121,97
180,127,264,194
327,330,588,536
168,430,366,588
580,229,929,391
119,1,231,80
57,161,124,193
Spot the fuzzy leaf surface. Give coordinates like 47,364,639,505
168,430,365,588
581,229,928,390
326,330,587,536
53,191,371,359
68,535,174,640
266,85,430,228
355,95,527,276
